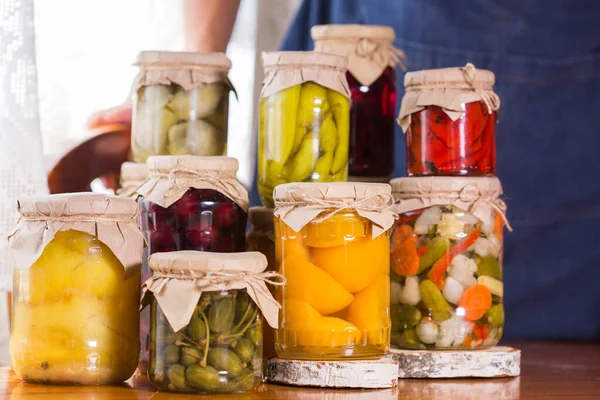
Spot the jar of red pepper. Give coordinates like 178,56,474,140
134,155,249,371
397,64,501,176
312,24,403,180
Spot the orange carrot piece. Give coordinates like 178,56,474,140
458,284,492,321
391,225,417,253
391,240,420,276
428,253,451,285
417,246,429,256
463,336,473,347
473,324,490,340
494,214,504,241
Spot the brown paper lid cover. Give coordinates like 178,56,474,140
273,182,395,238
141,251,282,332
118,162,148,197
8,193,144,274
136,155,249,211
260,51,350,99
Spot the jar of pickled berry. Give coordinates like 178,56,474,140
131,51,235,163
312,24,403,179
141,251,282,394
397,63,501,176
7,193,144,385
390,176,511,350
135,155,249,369
272,182,396,359
117,161,148,197
246,206,277,361
258,51,351,208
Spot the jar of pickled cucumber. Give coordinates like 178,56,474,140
135,155,249,370
398,64,500,176
131,51,234,162
117,161,148,197
258,51,351,208
7,193,144,385
246,206,277,361
141,251,282,394
272,182,396,359
390,177,511,350
312,24,403,179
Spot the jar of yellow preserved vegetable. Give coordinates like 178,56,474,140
272,182,396,359
7,193,144,385
141,251,283,394
131,51,235,162
258,51,351,208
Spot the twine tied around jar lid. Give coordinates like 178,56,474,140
136,156,249,211
397,63,500,132
141,251,285,332
311,24,406,86
391,176,512,231
273,182,396,238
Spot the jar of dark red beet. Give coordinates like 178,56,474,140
312,24,403,179
397,63,501,176
134,155,249,371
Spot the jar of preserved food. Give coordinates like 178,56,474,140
135,155,249,370
312,24,403,179
117,161,148,197
390,177,511,350
141,251,282,394
272,182,396,359
7,193,144,385
246,206,277,361
398,63,501,176
131,51,234,162
258,51,351,208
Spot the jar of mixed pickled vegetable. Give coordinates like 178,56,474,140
312,25,402,179
390,177,510,350
135,155,249,370
131,51,234,162
272,182,396,359
398,64,501,176
117,161,148,197
8,193,144,385
258,51,351,208
141,251,282,394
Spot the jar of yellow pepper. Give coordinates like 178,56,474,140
258,51,351,207
272,182,396,359
8,193,144,385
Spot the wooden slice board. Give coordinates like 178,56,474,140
389,346,521,379
266,357,399,388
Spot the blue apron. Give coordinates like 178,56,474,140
250,0,600,339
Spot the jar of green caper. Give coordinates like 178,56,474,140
141,250,282,394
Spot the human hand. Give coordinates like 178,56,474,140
86,99,133,129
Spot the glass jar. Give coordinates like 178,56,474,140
311,25,399,178
273,183,395,360
347,67,397,177
136,156,249,370
258,51,350,208
398,65,500,176
142,251,280,394
8,193,143,385
131,51,233,162
246,206,276,361
390,177,509,350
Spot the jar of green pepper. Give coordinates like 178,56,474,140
141,250,282,394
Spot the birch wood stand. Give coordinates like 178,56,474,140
389,346,521,378
266,358,399,388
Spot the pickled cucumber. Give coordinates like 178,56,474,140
419,237,450,272
394,304,422,329
476,256,502,280
419,280,454,322
485,304,504,325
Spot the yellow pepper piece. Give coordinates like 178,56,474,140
311,234,389,293
304,212,367,248
347,275,391,345
312,152,334,181
297,82,329,127
282,255,354,315
327,90,350,174
263,85,300,164
282,132,318,182
317,115,337,154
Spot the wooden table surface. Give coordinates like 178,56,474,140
1,341,599,399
